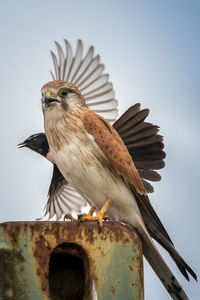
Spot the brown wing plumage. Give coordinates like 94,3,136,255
82,110,146,195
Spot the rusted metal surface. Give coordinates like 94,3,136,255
0,221,144,299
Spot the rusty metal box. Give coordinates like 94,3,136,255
0,221,144,300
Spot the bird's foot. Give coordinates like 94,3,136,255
79,200,110,229
64,205,96,222
63,214,78,221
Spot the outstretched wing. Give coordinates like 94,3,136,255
113,103,166,193
50,39,118,124
39,164,87,220
83,110,146,195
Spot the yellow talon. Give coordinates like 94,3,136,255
64,205,96,221
64,214,78,221
88,205,96,216
79,200,110,228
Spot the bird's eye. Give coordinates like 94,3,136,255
58,88,69,97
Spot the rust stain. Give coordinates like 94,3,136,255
100,222,131,244
0,248,26,299
111,284,116,295
138,252,144,289
1,222,21,246
101,249,107,257
84,227,96,244
31,233,51,296
0,221,143,299
131,282,138,287
129,265,133,272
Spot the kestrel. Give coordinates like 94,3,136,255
21,40,197,299
41,78,197,299
20,40,165,219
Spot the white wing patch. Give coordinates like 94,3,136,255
39,180,87,220
50,39,118,124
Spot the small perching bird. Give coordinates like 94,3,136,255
20,39,197,300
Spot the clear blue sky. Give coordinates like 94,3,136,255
0,0,199,299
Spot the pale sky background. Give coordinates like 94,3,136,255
0,0,199,299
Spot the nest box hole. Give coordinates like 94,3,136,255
49,243,89,300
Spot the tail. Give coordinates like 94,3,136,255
154,234,197,282
130,184,197,282
138,221,189,300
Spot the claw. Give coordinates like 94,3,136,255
78,205,96,222
64,214,78,221
64,205,96,222
79,200,110,229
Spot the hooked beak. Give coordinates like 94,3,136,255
43,95,60,107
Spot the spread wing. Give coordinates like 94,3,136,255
82,110,146,195
113,103,166,193
50,39,118,124
38,164,87,220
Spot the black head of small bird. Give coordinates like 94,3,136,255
18,133,49,157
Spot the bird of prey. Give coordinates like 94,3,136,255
41,78,196,299
20,40,197,299
19,40,165,220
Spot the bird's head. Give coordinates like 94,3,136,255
18,133,49,157
41,80,86,120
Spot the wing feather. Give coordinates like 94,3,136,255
50,39,118,123
142,180,154,193
38,165,87,220
73,46,94,84
117,109,150,135
113,104,166,193
88,99,118,111
82,110,146,195
68,39,83,82
64,39,73,81
85,89,115,102
113,103,141,128
54,195,63,220
75,55,100,86
55,41,65,80
50,51,59,81
138,170,161,181
78,64,105,89
80,74,109,93
50,70,55,80
83,82,113,97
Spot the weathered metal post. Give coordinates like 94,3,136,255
0,221,144,300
